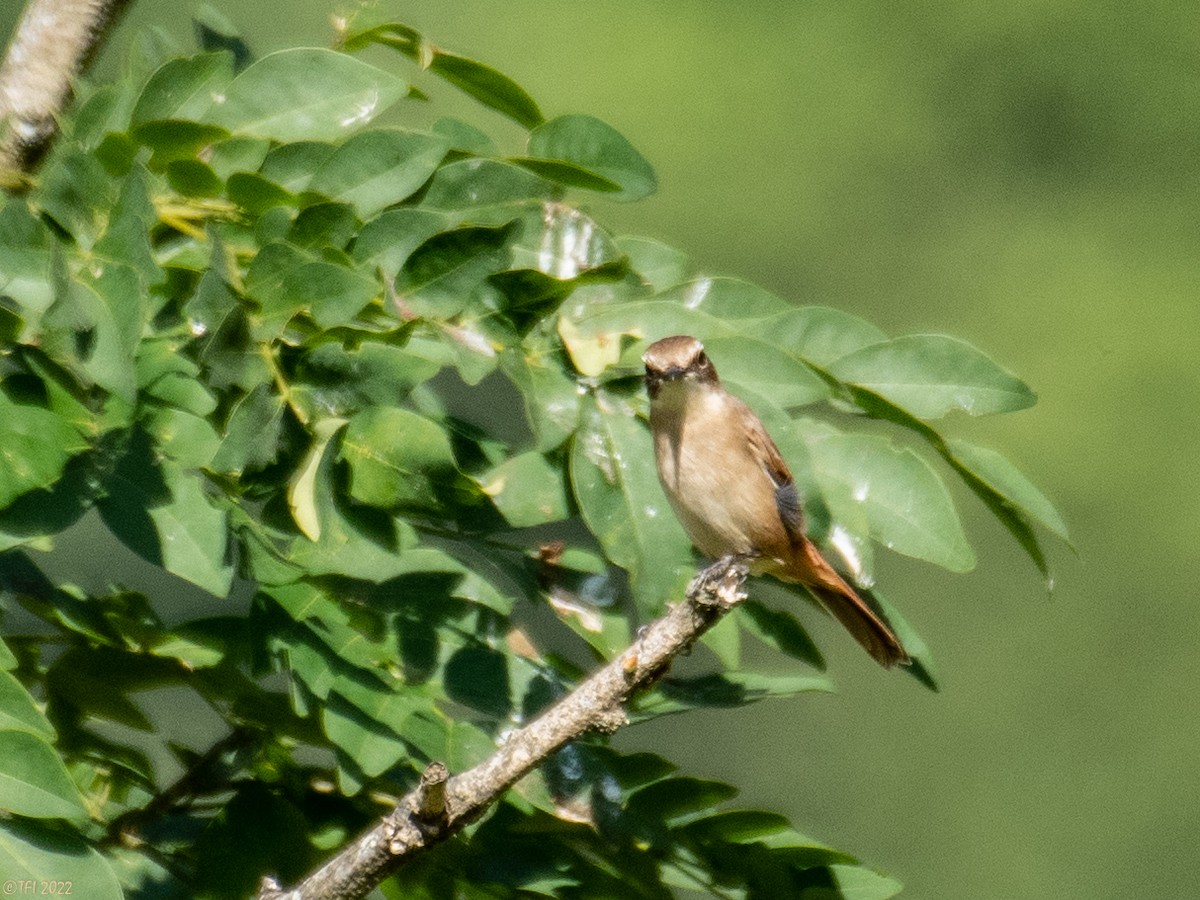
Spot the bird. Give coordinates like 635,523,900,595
642,334,909,667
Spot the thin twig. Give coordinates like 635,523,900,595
257,556,750,900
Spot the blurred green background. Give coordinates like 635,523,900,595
5,2,1198,897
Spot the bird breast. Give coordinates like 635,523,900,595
650,386,790,564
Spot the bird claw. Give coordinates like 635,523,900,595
687,554,751,608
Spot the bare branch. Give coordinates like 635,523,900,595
257,556,751,900
0,0,133,177
412,761,449,825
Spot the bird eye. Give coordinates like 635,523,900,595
696,351,708,366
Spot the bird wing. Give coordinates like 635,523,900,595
737,400,805,540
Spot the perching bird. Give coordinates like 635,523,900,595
643,335,908,667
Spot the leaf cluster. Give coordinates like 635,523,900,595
0,11,1065,898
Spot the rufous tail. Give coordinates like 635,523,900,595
792,540,910,668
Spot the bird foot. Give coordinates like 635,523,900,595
687,554,751,608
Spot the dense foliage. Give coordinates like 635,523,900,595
0,10,1066,898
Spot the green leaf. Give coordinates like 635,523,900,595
510,158,621,193
543,570,630,660
0,401,87,509
226,171,297,213
507,205,623,281
499,344,581,451
211,384,286,475
428,320,505,385
0,673,54,739
589,748,677,791
657,276,793,319
481,451,570,526
89,257,146,368
0,302,19,345
444,720,496,772
93,131,138,175
131,50,234,124
634,671,833,721
420,158,557,221
868,588,938,692
432,116,497,155
345,23,543,128
285,421,416,581
207,135,271,178
0,461,94,553
948,439,1069,542
34,147,113,247
425,50,543,128
144,406,220,468
96,166,160,291
149,618,237,669
269,582,395,675
569,392,694,614
352,208,449,279
19,352,105,439
700,614,741,669
701,335,831,409
680,809,792,844
563,299,728,377
292,340,443,417
562,279,801,376
70,76,138,150
288,201,360,249
141,370,217,417
808,431,975,573
1,557,110,643
255,208,297,249
626,777,737,826
522,114,656,201
41,279,137,404
46,647,164,729
288,417,344,541
829,334,1037,419
826,864,904,899
309,129,450,218
99,430,234,596
742,305,888,367
339,406,458,510
260,140,335,192
376,546,514,615
0,731,87,820
328,673,428,742
193,2,251,68
322,692,412,784
206,48,407,142
0,819,122,899
244,240,312,337
132,119,230,166
617,236,690,293
395,224,514,319
166,158,223,197
445,644,511,719
193,784,315,899
283,261,378,329
0,201,55,327
834,385,1057,582
737,600,824,669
